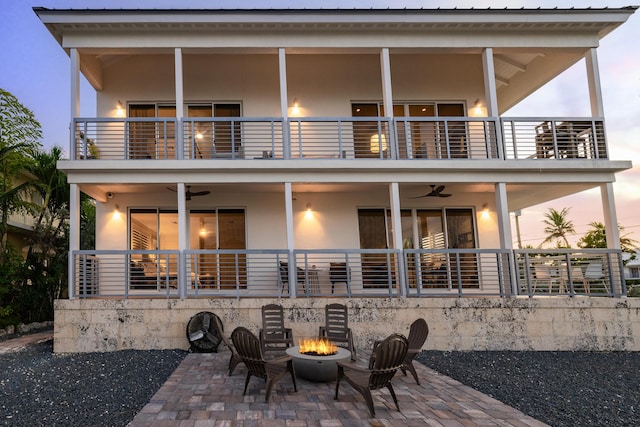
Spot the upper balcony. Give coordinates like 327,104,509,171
73,116,607,162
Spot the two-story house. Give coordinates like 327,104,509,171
35,7,640,353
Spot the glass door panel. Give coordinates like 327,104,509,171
128,105,156,159
352,104,383,158
214,104,241,155
188,105,213,158
358,209,394,287
408,104,438,158
218,209,247,288
445,208,478,287
157,105,176,159
438,103,467,158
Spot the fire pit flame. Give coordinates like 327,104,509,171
298,337,338,356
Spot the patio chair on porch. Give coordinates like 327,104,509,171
213,315,242,376
335,333,408,418
370,318,429,385
319,303,356,360
329,262,351,294
260,304,295,355
279,261,305,294
584,262,610,294
230,326,297,402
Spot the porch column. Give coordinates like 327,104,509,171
70,48,80,159
279,48,290,159
585,48,605,117
284,182,296,298
389,183,406,297
177,183,187,299
68,183,80,299
380,48,395,157
174,48,184,159
495,182,517,296
482,48,503,159
601,183,621,250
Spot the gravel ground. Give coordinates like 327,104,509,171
417,351,640,427
0,340,187,427
2,339,639,426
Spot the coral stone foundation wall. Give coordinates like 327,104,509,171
53,297,640,353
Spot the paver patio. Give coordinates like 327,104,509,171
128,349,548,426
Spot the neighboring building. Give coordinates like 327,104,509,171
35,7,640,353
5,171,39,257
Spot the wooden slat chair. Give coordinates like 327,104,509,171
335,333,408,418
213,315,242,376
259,304,294,355
230,326,297,402
319,303,356,360
370,318,429,385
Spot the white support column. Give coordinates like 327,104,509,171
482,48,503,158
601,183,621,249
68,183,80,299
389,183,406,297
175,48,184,159
495,182,517,296
69,48,80,159
177,183,187,299
284,182,296,298
585,48,605,117
279,48,290,159
380,48,395,157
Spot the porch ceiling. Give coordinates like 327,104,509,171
81,181,596,211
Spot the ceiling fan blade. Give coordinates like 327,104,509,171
434,185,446,193
166,186,177,192
438,193,452,197
189,190,211,197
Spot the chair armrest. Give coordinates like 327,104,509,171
318,326,327,337
267,354,293,365
336,360,369,373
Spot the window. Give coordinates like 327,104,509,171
128,104,176,159
357,207,478,288
353,101,467,159
129,208,247,289
188,104,242,158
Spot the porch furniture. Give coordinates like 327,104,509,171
213,315,242,376
319,303,356,360
335,333,408,417
279,261,305,294
584,262,610,294
370,318,429,385
260,304,294,354
531,263,561,293
230,326,298,402
329,262,351,294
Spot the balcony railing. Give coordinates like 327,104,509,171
502,118,606,160
71,248,625,299
72,116,607,162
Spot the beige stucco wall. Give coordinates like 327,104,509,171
53,297,640,353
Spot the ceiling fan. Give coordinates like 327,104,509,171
167,185,211,201
411,185,452,198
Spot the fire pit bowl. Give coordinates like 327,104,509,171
285,345,351,382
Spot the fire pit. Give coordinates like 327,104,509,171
285,338,351,382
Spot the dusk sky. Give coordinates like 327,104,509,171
1,0,638,248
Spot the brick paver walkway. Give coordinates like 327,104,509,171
128,350,548,427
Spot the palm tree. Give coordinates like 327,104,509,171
539,207,575,248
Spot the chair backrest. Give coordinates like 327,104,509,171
330,262,349,283
570,266,584,282
533,264,552,280
585,263,603,280
262,304,288,339
231,326,266,376
324,303,349,337
279,262,289,284
407,318,429,350
213,315,233,350
369,333,408,390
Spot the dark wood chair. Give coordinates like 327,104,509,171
260,304,294,354
335,333,408,417
371,318,429,385
230,326,297,402
318,303,356,360
329,262,351,294
279,261,305,294
213,315,242,376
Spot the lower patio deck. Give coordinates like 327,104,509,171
127,349,547,426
